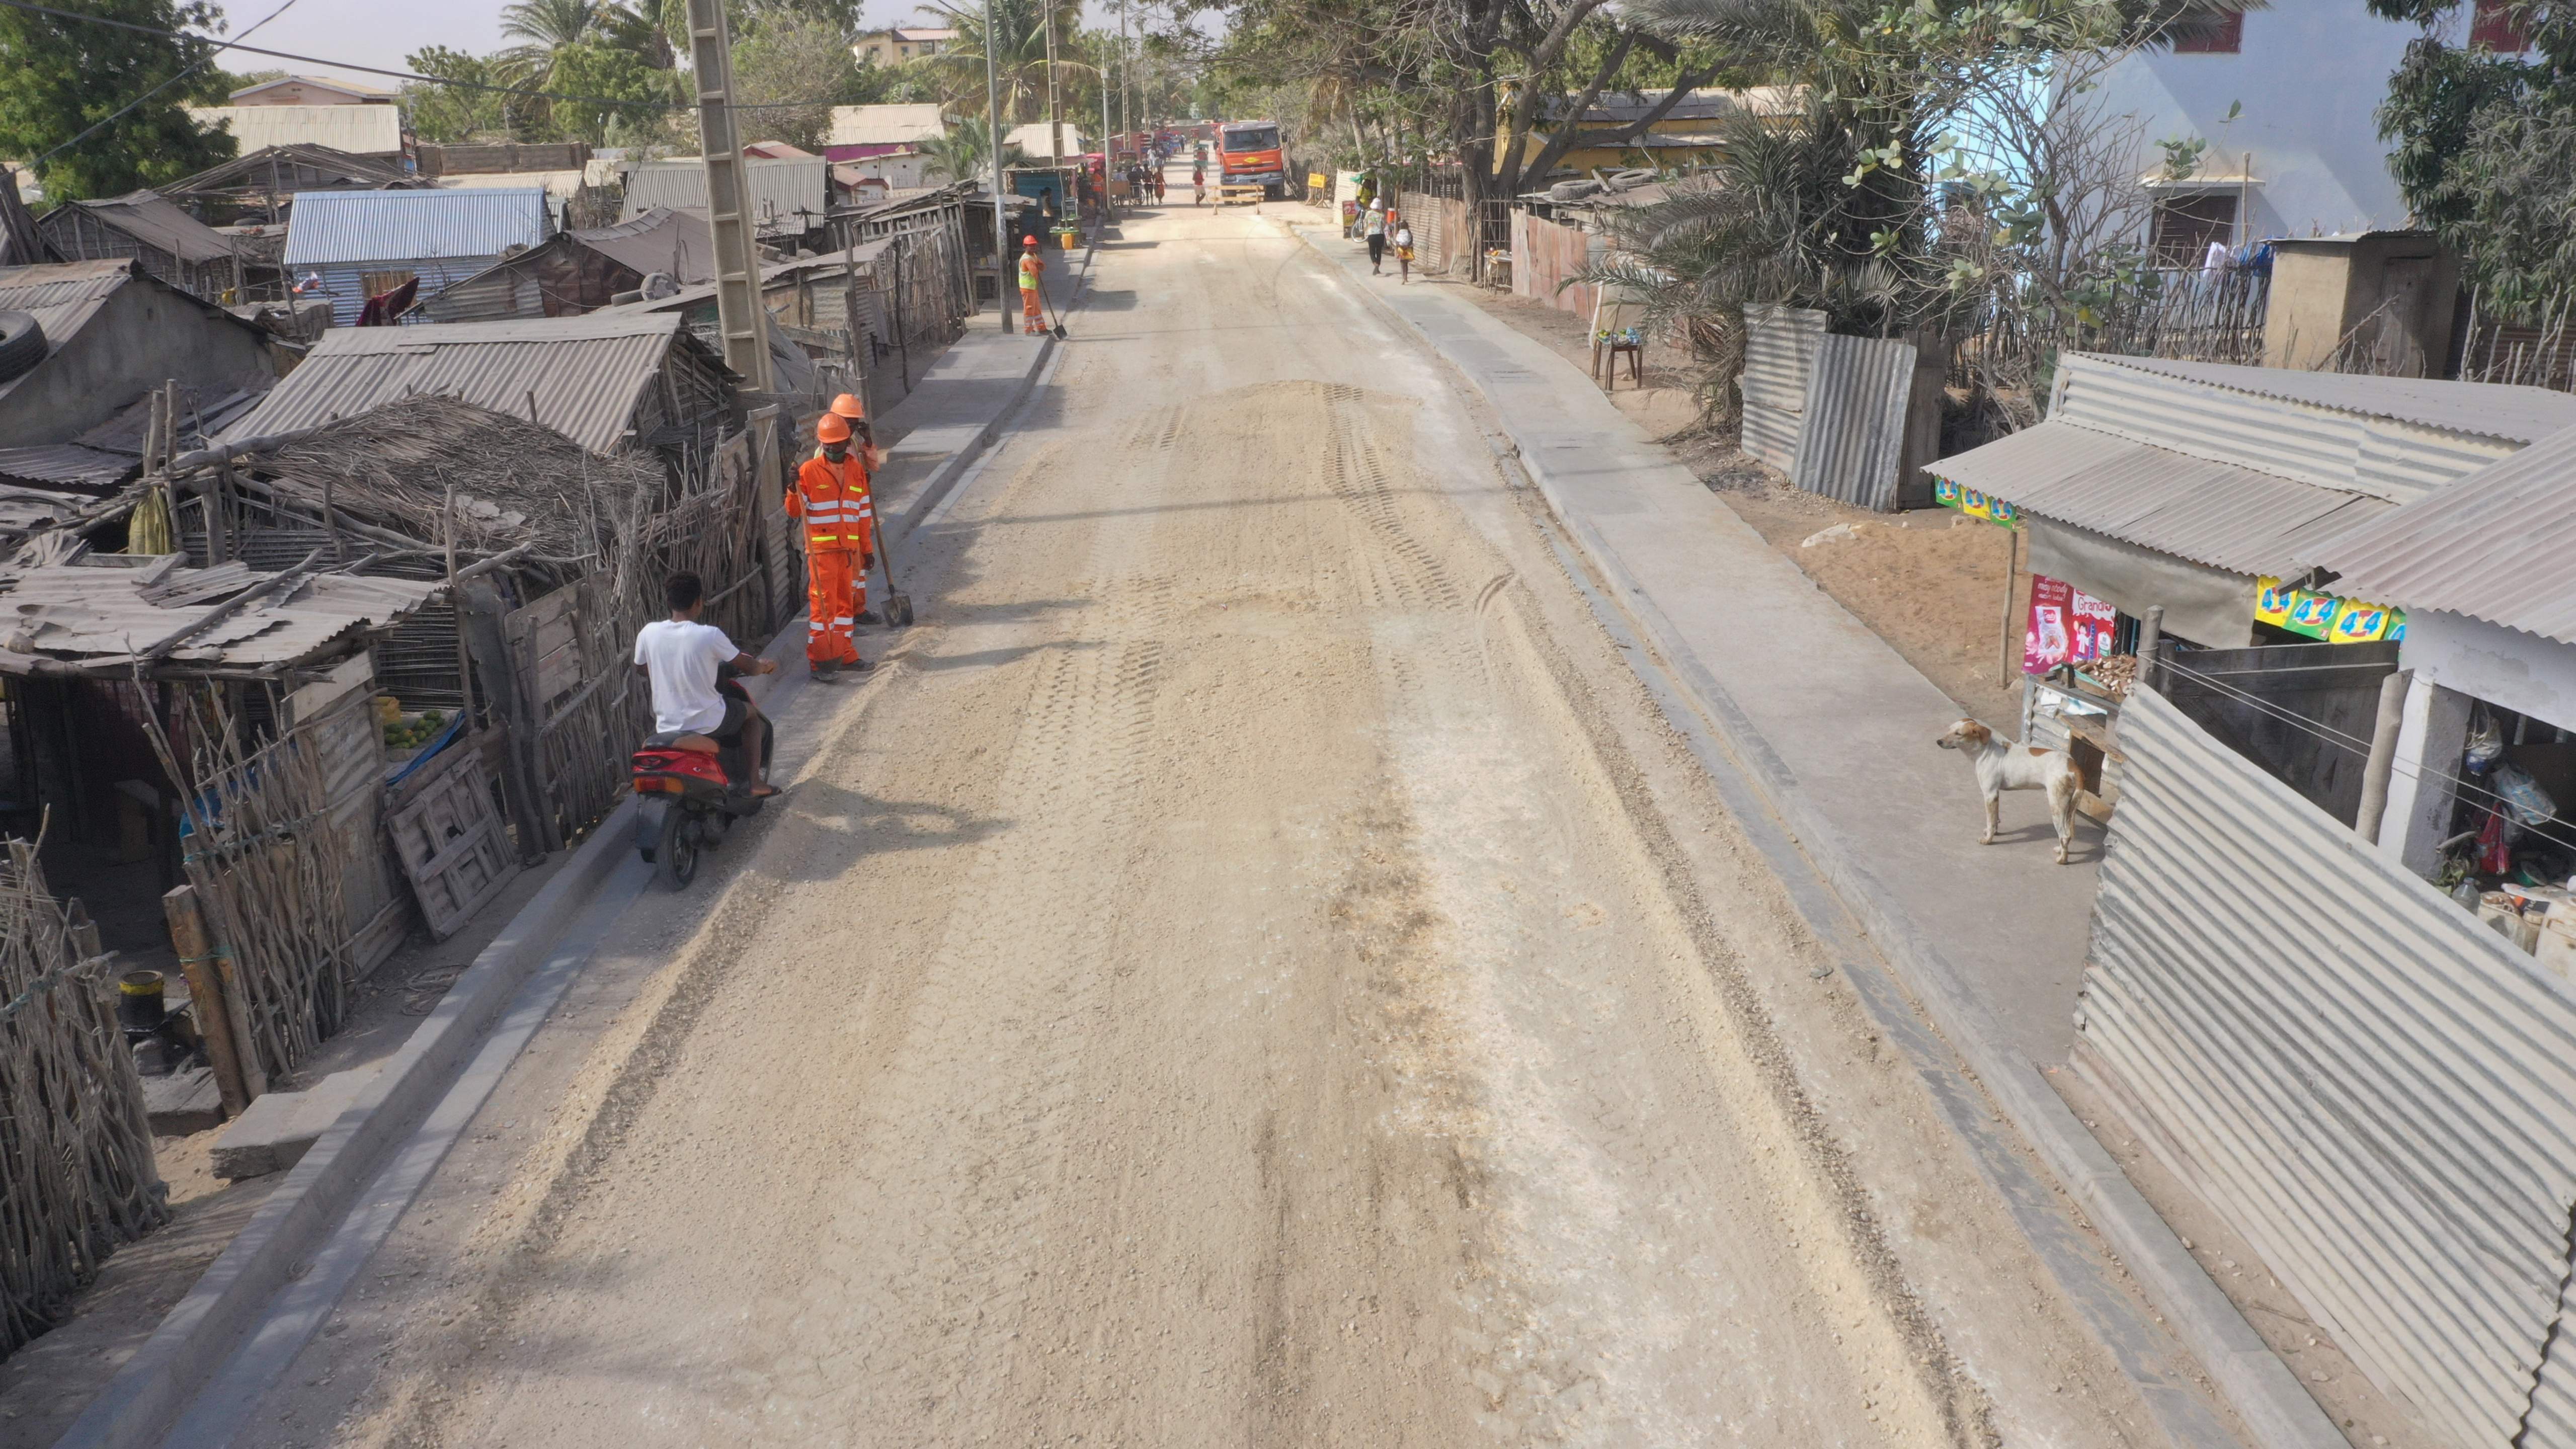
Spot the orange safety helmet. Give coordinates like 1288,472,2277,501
816,412,853,444
829,391,865,421
1023,234,1039,247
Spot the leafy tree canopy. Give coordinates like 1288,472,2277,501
2373,0,2576,307
0,0,237,203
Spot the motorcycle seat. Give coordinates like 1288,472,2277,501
641,731,720,753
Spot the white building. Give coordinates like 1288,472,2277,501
2085,0,2524,258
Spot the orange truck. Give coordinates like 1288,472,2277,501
1215,120,1291,200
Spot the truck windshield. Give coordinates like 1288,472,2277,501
1223,127,1279,152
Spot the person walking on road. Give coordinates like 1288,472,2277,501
789,413,875,677
1393,215,1415,284
1192,161,1205,205
1363,201,1388,274
1018,234,1047,336
1152,167,1166,203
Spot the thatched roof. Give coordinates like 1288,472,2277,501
247,393,665,560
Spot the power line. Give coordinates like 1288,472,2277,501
31,0,304,166
0,0,882,114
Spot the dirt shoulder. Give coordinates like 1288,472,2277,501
1436,277,2032,730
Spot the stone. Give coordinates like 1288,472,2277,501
143,1065,223,1136
209,1066,381,1179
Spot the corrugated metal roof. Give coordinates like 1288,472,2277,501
0,445,135,492
188,104,405,155
2084,354,2576,445
433,170,586,203
2306,424,2576,644
57,191,238,264
830,104,946,147
2081,686,2576,1449
1927,419,2390,576
216,313,689,455
604,246,887,317
0,260,136,406
283,188,550,267
573,207,717,283
0,558,437,669
620,158,828,234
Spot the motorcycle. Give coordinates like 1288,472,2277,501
629,667,777,890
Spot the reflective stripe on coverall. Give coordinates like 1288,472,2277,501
789,453,871,665
1019,251,1045,333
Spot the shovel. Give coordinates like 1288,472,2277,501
870,511,915,627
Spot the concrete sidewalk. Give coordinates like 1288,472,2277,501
1284,217,2344,1449
864,240,1090,545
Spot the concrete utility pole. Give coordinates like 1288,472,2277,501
984,0,1010,332
683,0,772,391
1044,0,1064,181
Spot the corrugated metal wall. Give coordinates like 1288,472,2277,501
2078,685,2576,1449
1791,332,1915,510
1740,303,1822,473
1510,209,1597,319
310,256,495,327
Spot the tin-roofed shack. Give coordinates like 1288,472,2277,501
33,192,267,304
0,260,279,448
218,313,736,464
411,208,730,325
160,145,428,230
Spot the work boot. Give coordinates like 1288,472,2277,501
858,609,881,626
810,660,839,680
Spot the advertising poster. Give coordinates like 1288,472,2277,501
2025,574,2116,674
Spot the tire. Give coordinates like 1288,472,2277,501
0,311,46,384
655,806,699,890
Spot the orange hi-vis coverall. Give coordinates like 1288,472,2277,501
1019,250,1045,334
789,452,872,667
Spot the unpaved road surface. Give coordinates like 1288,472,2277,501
235,199,2215,1448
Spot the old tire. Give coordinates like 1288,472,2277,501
0,312,46,384
655,806,699,890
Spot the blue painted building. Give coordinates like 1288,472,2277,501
282,188,552,326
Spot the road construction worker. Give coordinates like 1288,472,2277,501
1018,235,1046,336
789,413,873,676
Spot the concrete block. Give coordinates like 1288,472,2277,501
209,1066,380,1179
143,1066,223,1136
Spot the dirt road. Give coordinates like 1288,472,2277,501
238,199,2208,1448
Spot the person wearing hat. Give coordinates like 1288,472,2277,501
788,411,875,676
1017,234,1047,336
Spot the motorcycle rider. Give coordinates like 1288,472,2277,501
633,571,780,796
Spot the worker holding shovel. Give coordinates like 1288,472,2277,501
789,412,874,677
1019,235,1048,336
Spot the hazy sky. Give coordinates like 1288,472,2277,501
208,0,1140,92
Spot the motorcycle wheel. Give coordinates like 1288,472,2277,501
656,806,699,890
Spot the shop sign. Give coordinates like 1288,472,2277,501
2256,577,2406,644
2026,573,2117,674
1934,477,2019,526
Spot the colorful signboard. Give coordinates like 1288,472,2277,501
2026,574,2118,675
1933,477,2019,526
2256,577,2405,645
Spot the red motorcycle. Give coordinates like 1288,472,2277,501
629,669,776,889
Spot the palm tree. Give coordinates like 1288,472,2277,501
917,124,1030,182
918,0,1092,125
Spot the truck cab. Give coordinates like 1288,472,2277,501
1216,121,1290,200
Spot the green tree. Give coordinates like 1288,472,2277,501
735,17,892,148
2374,0,2576,307
403,46,521,142
916,123,1029,181
0,0,237,203
919,0,1093,123
548,40,671,145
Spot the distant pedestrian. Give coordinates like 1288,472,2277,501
1192,163,1205,205
1363,202,1387,274
1393,217,1414,283
1152,168,1166,203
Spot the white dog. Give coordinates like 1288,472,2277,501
1935,719,2081,864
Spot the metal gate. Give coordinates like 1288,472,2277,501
2078,685,2576,1447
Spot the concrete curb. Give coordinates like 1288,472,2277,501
1282,219,2343,1449
56,798,638,1449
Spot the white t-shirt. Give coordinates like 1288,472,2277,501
1394,226,1412,248
1364,210,1386,237
633,619,738,734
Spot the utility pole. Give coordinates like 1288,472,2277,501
683,0,772,391
1118,0,1131,142
1099,29,1114,225
1044,0,1064,185
984,0,1010,333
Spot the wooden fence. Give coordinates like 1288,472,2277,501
0,847,163,1357
1398,192,1474,278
